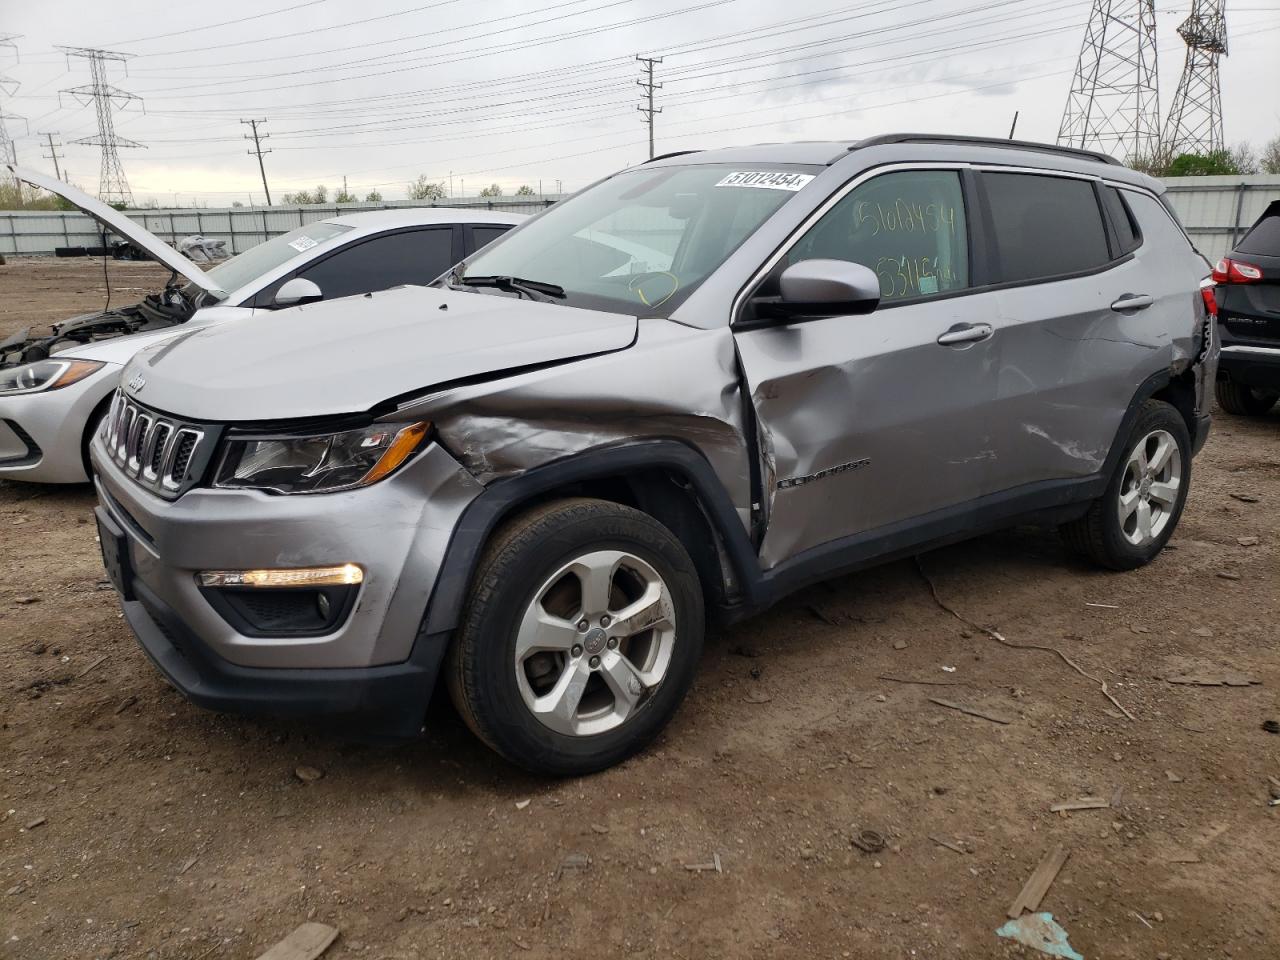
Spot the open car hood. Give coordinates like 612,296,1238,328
7,164,222,296
124,284,638,422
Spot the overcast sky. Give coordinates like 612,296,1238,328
3,0,1278,205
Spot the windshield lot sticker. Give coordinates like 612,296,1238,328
715,171,814,191
288,235,319,253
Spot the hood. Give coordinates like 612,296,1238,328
124,285,638,422
8,164,222,296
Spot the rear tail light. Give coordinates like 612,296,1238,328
1199,277,1218,318
1212,257,1263,283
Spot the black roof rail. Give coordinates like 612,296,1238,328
850,133,1123,166
643,149,703,164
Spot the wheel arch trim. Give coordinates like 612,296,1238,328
420,438,761,635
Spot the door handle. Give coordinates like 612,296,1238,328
936,322,994,346
1110,294,1154,312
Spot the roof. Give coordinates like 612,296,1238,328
324,207,528,229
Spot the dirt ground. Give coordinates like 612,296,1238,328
1,257,1278,960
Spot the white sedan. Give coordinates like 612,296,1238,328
0,165,524,482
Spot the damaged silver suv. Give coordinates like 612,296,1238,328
92,135,1217,775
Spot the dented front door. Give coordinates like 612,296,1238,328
733,166,1001,568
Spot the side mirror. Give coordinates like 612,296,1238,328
772,259,881,321
273,277,323,307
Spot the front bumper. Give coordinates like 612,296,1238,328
92,431,483,730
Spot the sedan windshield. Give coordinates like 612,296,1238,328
453,164,820,316
196,222,353,298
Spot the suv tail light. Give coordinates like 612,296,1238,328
1199,277,1218,318
1212,257,1263,283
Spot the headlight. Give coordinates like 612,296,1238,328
214,421,430,494
0,359,106,396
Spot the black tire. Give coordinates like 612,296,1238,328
446,497,705,776
1060,399,1191,571
1215,379,1277,417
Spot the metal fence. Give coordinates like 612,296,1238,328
1159,175,1280,263
2,178,1278,262
0,197,560,257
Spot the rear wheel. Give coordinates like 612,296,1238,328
1060,400,1191,571
1215,380,1277,417
446,497,704,776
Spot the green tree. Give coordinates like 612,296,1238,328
407,175,446,201
515,184,536,196
1165,150,1242,177
334,187,357,203
365,189,383,202
479,183,504,198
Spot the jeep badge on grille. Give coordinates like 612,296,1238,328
126,372,146,393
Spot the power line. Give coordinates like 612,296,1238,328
104,0,335,47
636,55,663,160
242,118,272,206
58,46,145,205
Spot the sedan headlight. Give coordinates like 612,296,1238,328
0,359,105,396
214,421,430,494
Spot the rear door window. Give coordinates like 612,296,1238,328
299,227,456,299
984,173,1110,283
785,169,970,302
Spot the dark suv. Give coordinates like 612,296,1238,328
1213,200,1280,416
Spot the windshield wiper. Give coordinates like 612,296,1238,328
456,274,566,303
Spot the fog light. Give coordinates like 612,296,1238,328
197,564,364,588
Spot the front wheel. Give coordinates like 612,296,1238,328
1060,399,1191,571
446,498,705,776
1215,380,1278,417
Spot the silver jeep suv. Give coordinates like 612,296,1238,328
92,135,1217,775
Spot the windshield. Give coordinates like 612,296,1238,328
453,163,820,316
194,222,353,298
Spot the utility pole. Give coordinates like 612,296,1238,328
636,55,663,160
58,46,144,205
41,132,65,179
241,118,272,206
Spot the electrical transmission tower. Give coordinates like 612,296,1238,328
1057,0,1160,162
636,55,663,160
241,118,273,206
58,46,144,205
1162,0,1227,157
0,34,22,175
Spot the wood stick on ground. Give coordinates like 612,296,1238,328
75,655,109,680
877,674,964,687
928,835,968,854
1008,845,1071,918
916,558,1136,721
928,698,1013,725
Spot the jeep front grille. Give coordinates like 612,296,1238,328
102,390,215,499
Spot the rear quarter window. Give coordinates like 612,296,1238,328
984,172,1110,283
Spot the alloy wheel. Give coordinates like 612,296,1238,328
513,550,676,737
1117,428,1182,547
